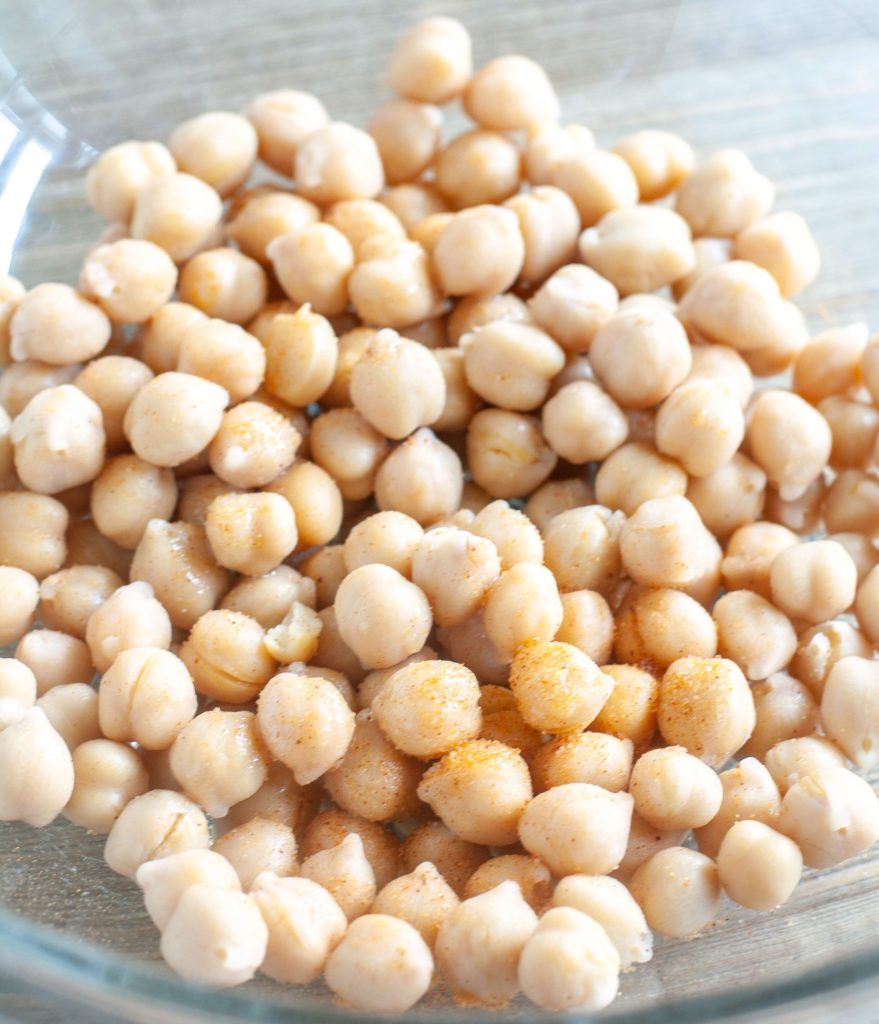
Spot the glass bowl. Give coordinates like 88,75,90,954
2,0,879,1020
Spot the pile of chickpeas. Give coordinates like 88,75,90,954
1,14,879,1015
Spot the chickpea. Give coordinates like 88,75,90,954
548,590,612,667
9,283,111,366
612,129,693,200
553,874,652,969
671,236,733,300
734,210,820,297
542,506,623,597
267,461,342,551
177,248,267,326
0,275,26,367
792,322,868,406
739,672,819,760
222,762,319,838
721,521,798,599
402,822,487,898
245,88,328,174
65,518,132,580
202,492,296,578
205,406,298,493
629,746,722,831
168,111,257,196
375,427,463,523
675,149,773,236
863,333,879,404
550,148,638,227
84,579,171,672
527,264,618,353
79,240,175,330
181,610,274,705
525,478,595,534
35,682,100,750
769,540,857,624
653,380,745,478
541,380,627,464
856,565,879,644
72,356,152,454
629,847,721,938
86,140,176,223
352,235,441,328
410,526,500,627
614,810,689,883
140,301,207,374
297,551,345,614
308,408,386,500
266,225,352,317
176,318,265,405
298,832,376,923
590,664,659,752
104,789,209,879
387,17,472,104
0,492,67,579
687,453,766,541
714,819,802,913
300,808,402,890
503,186,580,284
64,739,149,833
434,611,508,688
594,441,686,518
764,736,846,795
89,456,176,551
434,129,520,209
470,499,543,570
483,562,563,663
819,656,879,768
467,409,556,500
0,567,38,647
531,731,633,794
790,619,873,700
371,861,458,950
433,205,524,297
136,849,241,931
211,817,297,890
0,658,37,732
130,172,223,263
381,183,450,233
693,756,781,858
294,121,384,204
524,122,594,185
820,396,879,469
0,707,74,826
225,190,320,263
823,470,879,537
262,601,322,665
461,322,564,413
13,627,92,698
712,590,797,681
447,293,530,345
615,587,717,669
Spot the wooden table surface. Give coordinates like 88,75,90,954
1,0,879,1021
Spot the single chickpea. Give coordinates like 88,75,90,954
0,275,26,367
266,461,343,552
764,735,846,796
654,380,744,478
73,355,153,453
721,521,799,599
64,738,149,833
104,788,209,880
619,495,718,592
246,89,329,174
594,441,687,517
0,567,39,647
342,511,421,578
793,323,868,405
375,427,463,523
687,453,767,541
433,205,525,297
85,580,171,672
387,17,472,104
629,746,723,830
554,590,614,665
204,492,297,577
80,239,177,330
591,664,659,752
589,307,692,411
856,565,879,645
350,237,441,330
261,311,338,413
735,210,820,297
212,817,298,890
263,602,323,664
0,707,74,826
769,540,857,624
820,656,879,768
178,248,267,326
542,381,628,464
136,848,241,931
435,612,509,687
0,492,68,579
461,321,565,413
309,407,387,500
267,225,353,318
0,659,37,732
518,782,633,876
325,200,406,256
790,619,873,700
525,478,596,534
11,386,105,495
14,627,93,696
411,527,500,627
713,590,797,681
365,98,441,185
10,283,111,367
402,821,488,898
222,761,319,837
140,301,207,374
528,264,618,353
658,656,756,767
168,111,257,196
672,236,733,300
300,807,402,890
820,396,879,469
685,344,754,410
823,469,879,536
553,874,652,969
225,190,320,263
693,756,781,858
612,129,693,200
425,348,480,434
380,183,450,233
181,610,275,705
372,861,459,949
524,122,595,185
675,149,773,236
717,819,803,912
739,672,819,761
299,832,376,922
464,54,558,129
160,884,267,988
300,548,347,610
778,765,879,869
615,587,717,669
550,147,639,228
130,519,229,630
86,140,176,223
90,456,177,550
130,172,223,263
435,129,521,208
207,403,299,491
764,476,828,535
65,519,132,580
503,186,580,284
294,122,384,204
467,409,556,500
250,873,346,985
543,505,624,596
483,562,563,663
357,647,437,709
531,731,633,794
176,318,265,404
470,499,543,569
436,881,537,1007
629,847,721,938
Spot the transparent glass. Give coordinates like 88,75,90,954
1,0,879,1020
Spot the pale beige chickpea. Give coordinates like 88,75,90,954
0,658,37,732
672,236,733,300
294,122,384,204
435,612,508,687
820,396,879,469
738,672,818,761
205,405,298,492
856,565,879,644
464,855,551,913
0,567,38,647
470,499,543,570
821,656,879,769
433,205,525,297
64,738,149,833
168,111,257,196
176,318,265,404
124,371,229,468
318,326,374,408
65,519,132,580
764,736,846,796
793,322,868,405
629,746,723,830
0,492,68,579
619,495,718,592
261,314,337,413
693,756,781,858
86,140,176,223
461,321,565,413
181,609,275,705
104,788,209,879
204,492,297,577
343,511,423,578
658,656,755,767
246,89,329,174
380,183,450,233
591,664,659,752
531,731,633,794
483,562,563,663
519,782,633,876
177,248,267,326
778,765,879,869
324,199,406,256
430,348,481,433
589,307,692,411
740,302,809,377
263,602,323,665
140,301,208,374
864,333,879,404
434,130,520,209
717,819,802,912
790,619,873,700
0,707,74,827
411,526,501,627
73,355,153,453
769,540,857,624
222,761,319,837
35,683,101,750
419,739,532,846
675,149,773,236
225,190,320,263
735,210,820,297
266,461,342,551
823,469,879,536
85,579,172,672
373,861,459,948
614,587,716,669
549,147,639,228
629,846,720,938
130,519,230,629
10,283,111,366
300,832,376,922
543,380,628,464
90,456,177,550
654,380,745,478
447,293,530,345
524,122,595,185
524,478,595,534
527,264,618,354
555,875,653,973
0,363,83,425
410,212,454,255
687,453,767,541
467,409,556,500
137,849,241,931
464,53,558,129
309,408,387,500
502,186,580,284
684,344,753,410
14,628,94,695
721,521,798,599
301,546,347,609
130,172,223,263
79,238,177,328
367,98,442,185
612,129,694,201
614,810,689,883
334,563,432,669
267,225,353,317
387,16,472,103
553,589,614,665
250,873,346,985
350,237,441,330
713,589,797,682
402,821,488,897
300,807,402,890
594,441,687,518
375,427,463,523
11,386,105,495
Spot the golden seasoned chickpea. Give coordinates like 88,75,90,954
246,89,329,173
373,861,459,948
519,782,633,876
380,182,450,233
300,807,402,890
735,211,820,297
104,788,209,880
181,609,275,705
14,626,93,695
721,521,799,599
140,301,207,374
419,739,532,846
80,238,177,327
629,746,723,830
124,371,229,468
178,248,267,326
206,404,299,492
483,562,563,663
532,731,633,794
65,519,132,580
615,587,717,669
11,386,105,495
130,172,223,263
176,319,265,404
35,682,101,749
654,380,744,478
168,111,257,196
590,307,692,411
503,186,580,284
594,442,687,518
300,831,376,921
0,567,38,647
713,590,797,681
464,54,558,129
402,821,487,897
526,262,618,354
204,492,297,577
467,409,556,500
294,122,384,204
90,456,176,550
387,16,472,103
435,130,520,208
64,738,149,833
375,427,463,523
790,619,873,700
0,492,68,579
410,527,500,627
461,321,564,413
693,756,780,858
225,190,320,263
433,205,524,297
778,765,879,869
86,140,176,223
676,149,773,236
687,453,767,541
73,356,152,453
10,283,111,366
0,707,74,827
464,855,551,913
770,540,857,624
658,656,755,766
267,460,343,551
619,495,718,592
629,847,720,938
739,672,818,761
137,849,241,932
0,658,37,732
856,565,879,644
350,237,441,330
820,656,879,768
612,129,693,201
301,547,347,610
591,664,659,751
547,145,638,227
542,381,628,464
130,519,229,629
820,396,879,469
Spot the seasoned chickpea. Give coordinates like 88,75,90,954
591,664,659,751
375,427,463,523
467,409,556,500
594,441,686,518
246,89,328,173
612,129,693,200
14,627,93,695
130,172,223,263
411,527,500,627
461,321,564,413
64,739,149,833
519,782,633,876
739,671,818,760
309,408,387,500
85,580,171,672
552,590,613,666
503,186,580,284
294,122,384,204
168,111,257,196
686,453,766,540
654,380,745,478
90,456,176,550
263,601,323,665
629,746,722,830
721,521,799,599
435,130,520,208
527,264,618,353
261,311,338,413
178,248,267,326
0,492,68,579
35,682,100,749
629,847,721,938
433,205,524,297
79,239,176,327
531,731,633,794
372,861,459,949
86,140,176,223
176,319,265,404
856,565,879,644
124,372,229,468
675,149,773,236
553,874,652,969
543,506,625,596
350,236,441,329
300,808,402,890
381,182,450,233
300,832,376,922
549,147,638,228
658,656,755,766
525,478,595,534
713,590,797,681
769,540,857,624
0,707,74,826
267,461,343,550
181,610,274,705
104,789,209,879
590,308,691,411
225,190,320,263
387,16,472,104
212,817,298,889
206,404,298,491
764,736,846,796
137,849,241,931
483,562,563,663
0,659,37,732
402,821,487,898
11,386,105,495
615,587,717,669
0,567,38,647
462,857,550,913
9,283,111,365
204,492,297,577
778,765,879,869
140,301,207,374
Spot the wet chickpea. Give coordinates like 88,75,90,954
735,211,820,298
739,672,819,761
267,460,343,550
246,89,329,173
86,140,176,223
90,456,177,550
532,731,633,794
140,301,207,374
629,846,720,939
675,149,773,236
294,122,384,205
435,130,520,209
467,409,556,500
205,492,297,577
375,427,463,523
35,682,101,750
130,173,223,263
0,707,75,827
168,111,257,196
225,190,320,263
433,205,524,297
64,739,149,833
180,609,275,705
387,16,472,104
612,129,694,201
